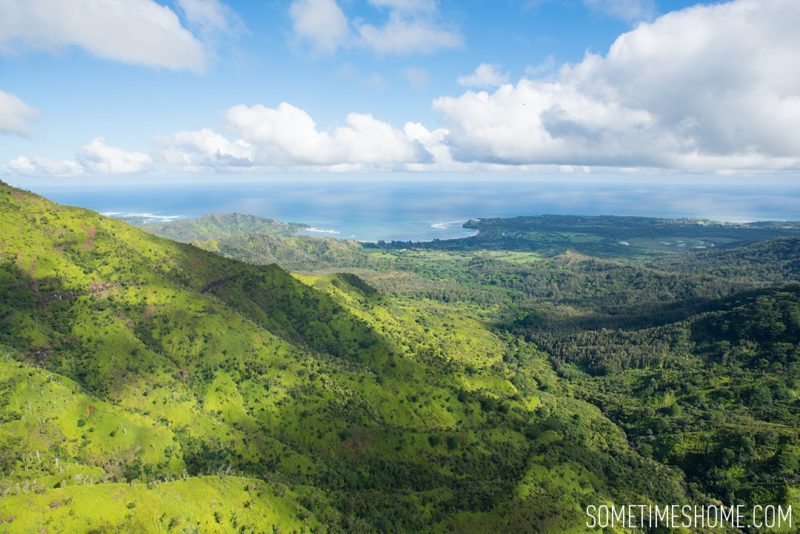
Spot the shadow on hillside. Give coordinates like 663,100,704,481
190,264,396,367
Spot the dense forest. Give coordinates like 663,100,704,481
1,182,798,532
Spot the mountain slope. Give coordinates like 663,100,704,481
136,212,308,242
0,182,692,531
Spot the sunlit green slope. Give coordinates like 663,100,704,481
0,182,688,531
135,212,309,242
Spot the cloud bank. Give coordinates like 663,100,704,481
5,0,800,175
153,103,437,172
437,0,800,171
6,138,151,176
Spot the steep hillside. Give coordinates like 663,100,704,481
202,233,370,272
0,183,689,531
136,212,308,242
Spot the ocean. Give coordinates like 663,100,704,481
9,174,800,242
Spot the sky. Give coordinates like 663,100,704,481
1,0,799,180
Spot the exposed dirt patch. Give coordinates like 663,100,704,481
190,253,207,270
200,274,237,294
343,439,363,455
26,346,53,365
82,224,97,251
89,280,116,298
343,426,376,456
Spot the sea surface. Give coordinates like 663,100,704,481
10,175,800,242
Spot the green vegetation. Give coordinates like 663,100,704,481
516,286,800,519
374,215,800,258
138,212,309,242
1,182,798,531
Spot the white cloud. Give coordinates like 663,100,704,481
155,128,254,170
225,103,429,166
289,0,349,55
524,0,655,22
525,55,557,78
0,91,38,135
0,0,207,71
289,0,461,56
356,13,461,55
5,138,152,176
5,156,82,176
177,0,244,39
403,121,452,168
4,102,441,174
434,0,800,171
11,0,798,176
78,138,153,174
457,64,509,88
356,0,461,56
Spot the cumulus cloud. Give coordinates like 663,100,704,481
434,0,800,171
225,103,430,166
0,0,208,71
402,121,452,169
10,0,798,176
5,156,82,176
77,138,153,174
0,91,38,135
5,138,152,176
5,102,443,174
457,64,509,88
155,128,254,170
289,0,461,55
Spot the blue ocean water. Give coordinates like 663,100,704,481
9,175,800,242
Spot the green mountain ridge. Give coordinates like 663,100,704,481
137,212,309,242
0,185,679,531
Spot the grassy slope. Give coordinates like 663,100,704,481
137,212,308,242
0,186,326,531
190,217,800,530
0,183,693,531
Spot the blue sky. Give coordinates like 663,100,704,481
1,0,798,179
